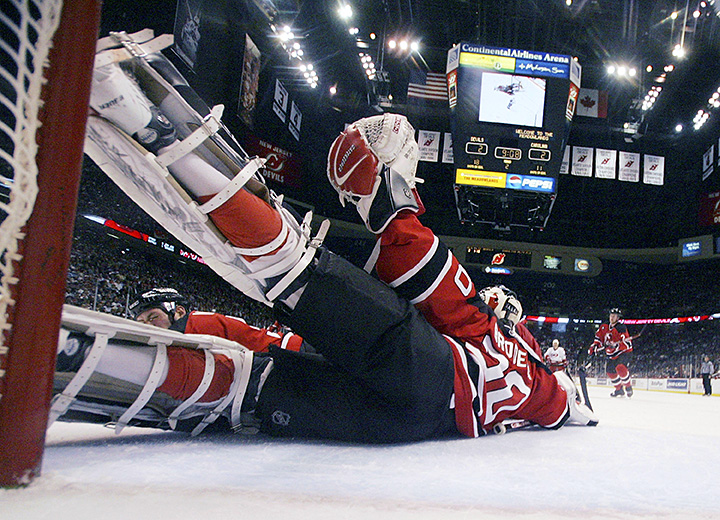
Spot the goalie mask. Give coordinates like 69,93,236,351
129,288,188,319
479,285,523,331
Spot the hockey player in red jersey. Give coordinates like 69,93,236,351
589,308,633,397
129,287,307,353
55,54,597,441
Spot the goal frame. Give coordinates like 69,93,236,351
0,0,101,486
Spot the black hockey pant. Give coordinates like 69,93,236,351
256,248,458,443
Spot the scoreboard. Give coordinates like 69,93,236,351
447,43,581,230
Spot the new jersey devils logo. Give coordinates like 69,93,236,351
491,253,506,265
264,153,286,172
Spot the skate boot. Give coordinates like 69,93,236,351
554,371,598,426
610,387,625,398
625,385,633,398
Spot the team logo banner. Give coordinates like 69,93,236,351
243,135,304,189
571,146,593,177
618,151,640,182
418,130,441,162
643,155,664,185
594,148,617,179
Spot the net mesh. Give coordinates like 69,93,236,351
0,0,64,375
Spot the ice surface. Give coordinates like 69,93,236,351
2,386,720,520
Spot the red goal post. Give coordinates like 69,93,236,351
0,0,101,486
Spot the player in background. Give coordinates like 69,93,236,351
544,339,568,373
700,356,715,396
129,287,308,353
54,58,598,442
589,308,633,397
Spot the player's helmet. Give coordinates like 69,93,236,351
609,307,622,315
129,288,188,319
479,285,523,332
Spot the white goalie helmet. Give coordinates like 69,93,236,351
479,285,523,331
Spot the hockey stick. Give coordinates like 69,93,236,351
575,348,594,411
630,324,647,340
578,366,593,412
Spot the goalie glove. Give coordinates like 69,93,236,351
327,114,423,234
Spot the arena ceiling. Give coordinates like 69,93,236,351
278,0,720,140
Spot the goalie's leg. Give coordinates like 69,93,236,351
90,61,326,306
53,327,268,435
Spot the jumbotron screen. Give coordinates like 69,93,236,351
447,43,581,229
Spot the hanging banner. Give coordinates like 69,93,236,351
272,79,288,123
571,146,593,177
442,132,454,164
618,151,640,182
244,135,304,189
289,100,302,141
703,144,714,181
418,130,441,162
173,0,203,69
559,145,570,174
238,34,261,127
594,148,617,179
643,154,664,185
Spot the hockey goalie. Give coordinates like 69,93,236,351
53,30,597,443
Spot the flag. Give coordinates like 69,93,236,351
576,88,608,118
407,70,448,104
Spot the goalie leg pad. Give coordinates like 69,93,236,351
554,371,599,427
53,307,266,435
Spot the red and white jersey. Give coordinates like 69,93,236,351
374,213,569,437
544,347,568,371
183,311,304,353
590,323,632,360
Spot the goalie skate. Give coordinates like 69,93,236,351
52,305,269,435
85,30,328,306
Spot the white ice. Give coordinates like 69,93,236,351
2,385,720,520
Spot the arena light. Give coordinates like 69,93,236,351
337,3,352,20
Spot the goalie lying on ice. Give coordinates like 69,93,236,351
54,36,597,442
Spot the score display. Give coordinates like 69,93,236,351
447,43,581,230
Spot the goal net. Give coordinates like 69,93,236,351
0,0,100,486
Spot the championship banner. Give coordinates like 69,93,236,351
559,145,570,174
571,146,593,177
618,151,640,182
643,154,664,185
243,135,304,189
594,148,616,179
418,130,441,162
238,34,261,127
272,79,288,123
442,132,454,164
703,144,714,181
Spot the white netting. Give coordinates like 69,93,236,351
0,0,64,369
